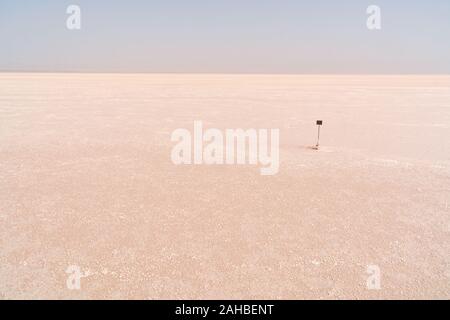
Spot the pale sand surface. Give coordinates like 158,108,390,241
0,74,449,299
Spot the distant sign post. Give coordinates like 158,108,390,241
316,120,323,149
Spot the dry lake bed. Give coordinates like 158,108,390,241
0,73,449,299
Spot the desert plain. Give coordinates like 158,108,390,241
0,73,449,299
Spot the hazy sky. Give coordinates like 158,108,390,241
0,0,449,73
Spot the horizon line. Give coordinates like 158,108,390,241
1,71,450,76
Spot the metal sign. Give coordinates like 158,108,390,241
315,120,323,148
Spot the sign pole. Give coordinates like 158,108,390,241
317,125,321,147
315,120,323,149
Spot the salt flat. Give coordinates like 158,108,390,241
0,73,449,299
